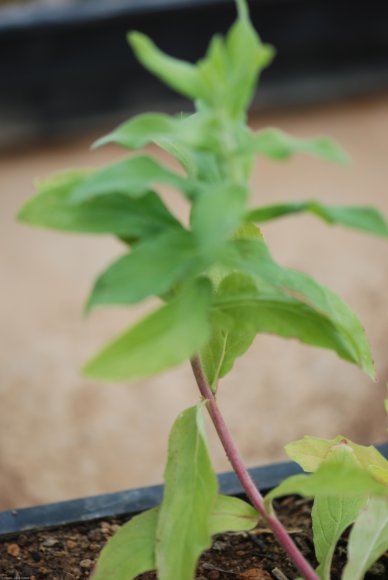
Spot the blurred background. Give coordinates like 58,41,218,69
1,0,388,510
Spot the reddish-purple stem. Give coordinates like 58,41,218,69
190,356,318,580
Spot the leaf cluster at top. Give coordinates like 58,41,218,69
18,0,387,388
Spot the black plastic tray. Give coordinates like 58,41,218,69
0,459,301,536
1,0,388,145
1,442,388,537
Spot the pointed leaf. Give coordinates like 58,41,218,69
312,496,366,580
249,129,349,164
196,35,230,107
87,229,203,310
196,1,273,118
212,266,374,379
247,201,388,237
84,279,212,381
93,112,216,153
69,156,187,203
209,495,259,535
128,32,202,100
226,238,375,378
343,497,388,580
94,113,188,150
156,404,218,580
18,170,181,239
92,508,158,579
223,3,274,117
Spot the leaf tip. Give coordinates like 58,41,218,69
82,356,100,380
337,150,352,167
127,30,145,51
363,356,376,382
16,206,27,223
91,136,108,150
236,0,249,20
83,296,95,317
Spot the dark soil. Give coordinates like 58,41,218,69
0,497,387,579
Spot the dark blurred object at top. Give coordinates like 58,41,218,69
1,0,388,147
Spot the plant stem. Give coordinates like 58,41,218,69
190,355,318,580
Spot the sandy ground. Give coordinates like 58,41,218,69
1,95,388,510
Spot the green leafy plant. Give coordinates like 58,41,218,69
18,1,388,578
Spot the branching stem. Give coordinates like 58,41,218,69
190,355,318,580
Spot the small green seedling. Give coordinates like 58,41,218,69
18,1,388,578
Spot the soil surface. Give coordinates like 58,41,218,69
0,497,387,579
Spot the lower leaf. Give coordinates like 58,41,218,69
91,495,259,580
265,446,388,511
209,495,259,535
285,435,388,476
312,496,366,580
156,404,218,580
342,497,388,580
92,508,158,580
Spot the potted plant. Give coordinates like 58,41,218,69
3,1,388,577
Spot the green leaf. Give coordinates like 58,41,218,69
343,497,388,580
93,112,217,153
156,404,218,580
200,224,263,388
128,2,273,120
312,496,366,580
128,32,203,100
195,2,273,118
92,508,158,579
266,445,388,510
94,113,187,150
87,229,204,310
226,238,375,378
268,444,388,577
209,495,259,535
69,156,187,203
369,464,388,485
249,128,349,164
191,183,249,252
200,309,256,390
285,435,388,476
84,279,212,381
17,170,181,239
285,436,342,473
212,268,373,380
197,35,229,105
223,2,274,117
247,201,388,237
